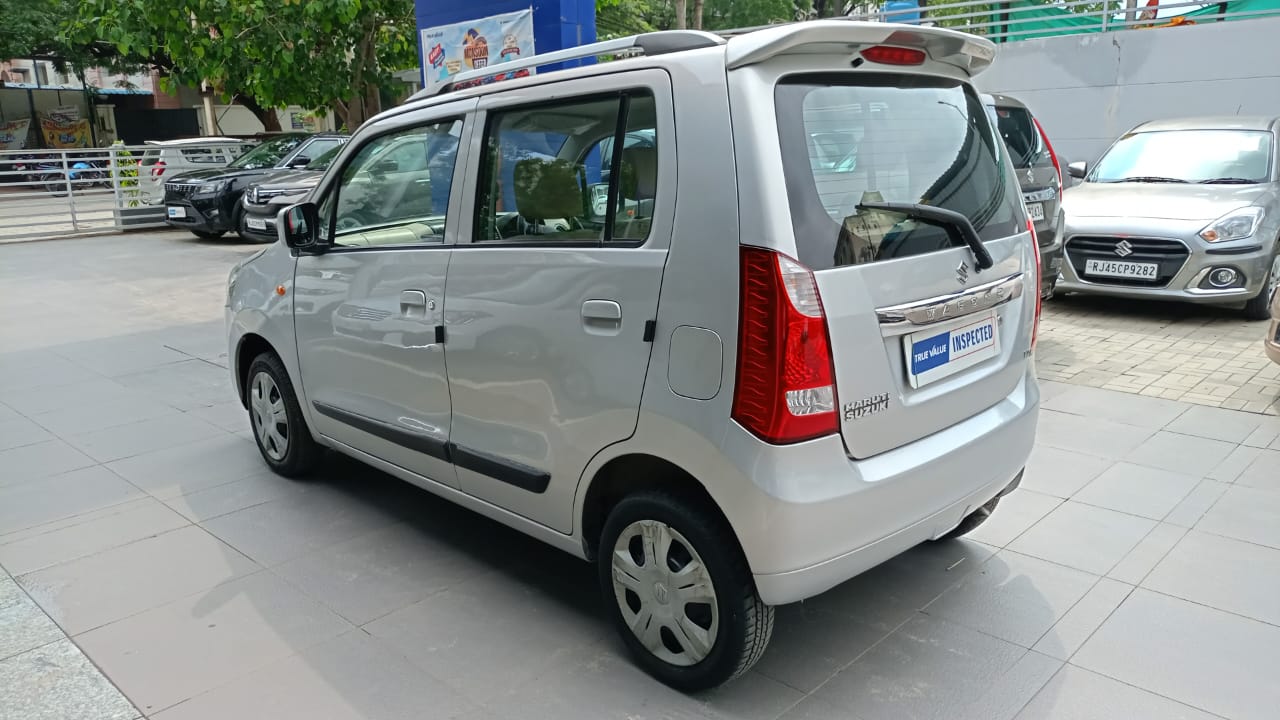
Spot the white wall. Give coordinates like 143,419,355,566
976,16,1280,169
199,105,337,135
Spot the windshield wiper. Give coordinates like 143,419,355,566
1198,177,1259,185
1106,176,1189,184
858,201,994,270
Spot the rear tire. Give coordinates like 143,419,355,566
934,496,999,541
598,491,773,691
191,230,224,239
245,352,320,478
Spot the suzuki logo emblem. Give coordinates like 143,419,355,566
956,261,970,285
1115,239,1134,257
1025,168,1035,183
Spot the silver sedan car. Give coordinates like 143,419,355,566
1060,116,1280,319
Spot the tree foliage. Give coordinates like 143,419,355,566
69,0,418,131
0,0,111,73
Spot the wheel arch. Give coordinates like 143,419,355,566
234,332,277,407
578,452,745,566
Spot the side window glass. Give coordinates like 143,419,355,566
474,91,658,244
323,120,461,248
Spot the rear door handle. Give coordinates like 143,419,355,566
400,290,429,319
582,299,622,335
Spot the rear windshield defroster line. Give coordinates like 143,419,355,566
774,73,1022,272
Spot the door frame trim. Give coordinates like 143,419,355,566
312,401,551,493
312,401,450,462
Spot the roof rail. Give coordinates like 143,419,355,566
409,30,724,102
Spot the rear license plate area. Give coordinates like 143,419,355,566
904,311,1000,388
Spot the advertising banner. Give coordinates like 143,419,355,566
420,9,535,94
40,117,92,148
0,119,31,151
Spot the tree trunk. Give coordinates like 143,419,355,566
675,0,688,29
693,0,705,29
238,96,281,132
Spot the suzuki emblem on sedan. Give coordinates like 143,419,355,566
1025,168,1034,183
1115,239,1134,257
956,261,970,285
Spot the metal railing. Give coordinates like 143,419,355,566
0,142,250,243
851,0,1280,42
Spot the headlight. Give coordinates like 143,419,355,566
1199,207,1263,242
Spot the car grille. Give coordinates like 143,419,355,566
163,183,199,200
1065,236,1190,288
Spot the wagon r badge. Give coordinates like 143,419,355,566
956,261,970,286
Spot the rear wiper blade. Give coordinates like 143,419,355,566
858,201,994,270
1198,177,1259,185
1112,176,1189,184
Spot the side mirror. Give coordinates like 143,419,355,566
288,156,312,169
1067,161,1088,180
279,202,323,250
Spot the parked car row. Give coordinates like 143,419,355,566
161,132,348,240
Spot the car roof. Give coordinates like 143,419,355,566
1134,116,1280,133
143,137,245,146
391,23,995,123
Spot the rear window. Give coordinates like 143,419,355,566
777,74,1022,271
140,150,161,167
993,105,1043,169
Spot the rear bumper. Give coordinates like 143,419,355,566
731,370,1039,606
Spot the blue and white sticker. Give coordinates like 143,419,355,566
905,312,1000,388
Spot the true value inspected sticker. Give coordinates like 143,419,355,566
904,311,1000,388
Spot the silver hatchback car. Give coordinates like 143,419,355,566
1061,116,1280,319
226,22,1040,690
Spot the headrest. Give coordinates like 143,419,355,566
514,158,583,220
620,146,658,199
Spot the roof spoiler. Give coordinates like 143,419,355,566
723,20,997,76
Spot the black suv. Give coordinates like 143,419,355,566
162,132,348,240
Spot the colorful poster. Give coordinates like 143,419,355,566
40,117,92,148
0,119,31,151
420,9,535,94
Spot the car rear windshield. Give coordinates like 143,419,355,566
1091,129,1273,184
776,74,1022,271
993,105,1043,169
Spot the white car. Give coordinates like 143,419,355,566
137,138,250,204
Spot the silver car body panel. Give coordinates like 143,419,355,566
226,21,1038,607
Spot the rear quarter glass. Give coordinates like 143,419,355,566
775,73,1022,272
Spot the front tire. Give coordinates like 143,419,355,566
598,492,773,691
246,352,321,478
1243,252,1280,321
191,229,224,239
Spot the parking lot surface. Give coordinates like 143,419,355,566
2,232,1279,720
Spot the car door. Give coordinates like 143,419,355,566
293,104,475,487
444,71,675,533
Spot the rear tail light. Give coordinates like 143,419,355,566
1032,117,1061,195
732,247,839,444
1028,219,1042,350
860,46,927,66
151,161,166,177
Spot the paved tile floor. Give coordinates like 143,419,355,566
2,233,1280,719
1039,295,1280,414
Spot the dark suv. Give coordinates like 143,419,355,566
162,133,348,240
983,93,1064,298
